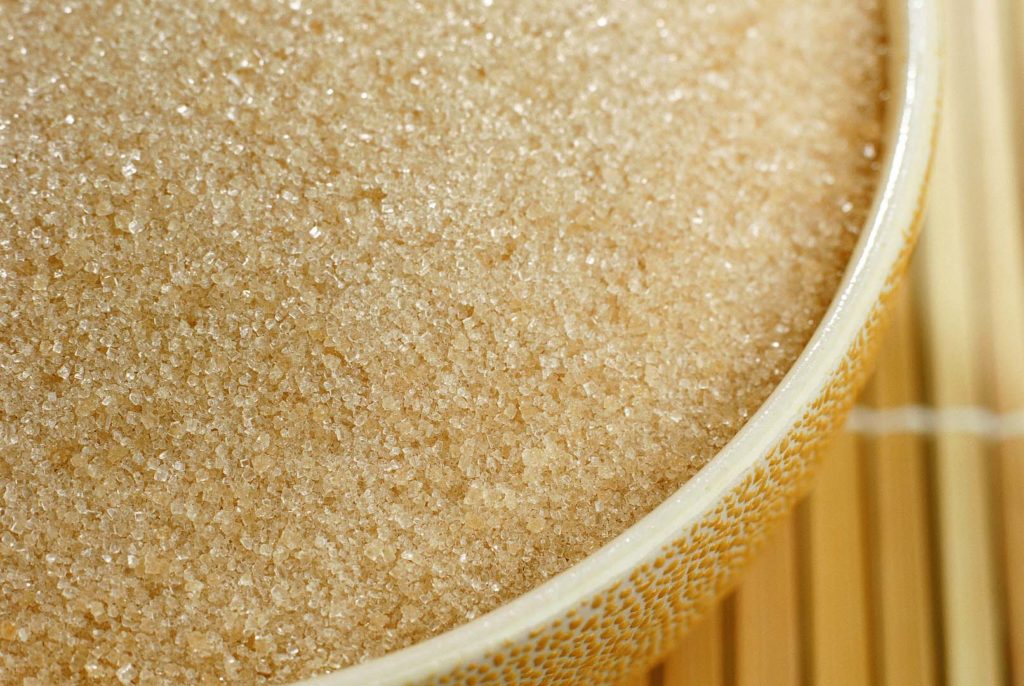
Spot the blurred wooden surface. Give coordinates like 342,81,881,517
637,0,1024,683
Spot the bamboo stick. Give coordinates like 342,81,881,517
1013,0,1024,200
916,0,1006,678
802,430,872,686
967,0,1024,682
619,669,650,686
733,520,802,686
862,286,939,686
918,175,1004,686
662,608,725,686
997,439,1024,686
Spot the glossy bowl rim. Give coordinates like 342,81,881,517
300,2,940,683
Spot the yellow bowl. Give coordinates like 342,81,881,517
300,1,940,684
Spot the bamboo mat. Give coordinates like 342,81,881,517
629,0,1024,683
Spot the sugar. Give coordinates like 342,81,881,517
0,0,884,683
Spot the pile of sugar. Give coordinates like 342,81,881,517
0,0,884,683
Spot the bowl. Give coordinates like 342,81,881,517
299,1,940,683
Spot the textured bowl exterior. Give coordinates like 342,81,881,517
301,1,939,684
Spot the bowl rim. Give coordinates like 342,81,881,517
300,2,940,683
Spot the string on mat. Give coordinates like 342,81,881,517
847,404,1024,439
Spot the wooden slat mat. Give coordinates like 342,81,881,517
633,0,1024,683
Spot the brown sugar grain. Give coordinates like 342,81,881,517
0,0,885,683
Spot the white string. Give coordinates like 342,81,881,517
846,404,1024,440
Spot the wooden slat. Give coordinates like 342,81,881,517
662,608,725,686
966,1,1024,683
733,521,801,686
619,670,650,686
1015,0,1024,194
802,431,872,686
919,211,1004,681
999,451,1024,686
863,286,939,686
916,0,1007,677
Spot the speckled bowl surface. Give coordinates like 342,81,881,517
298,1,939,684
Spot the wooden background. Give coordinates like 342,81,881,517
630,0,1024,684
